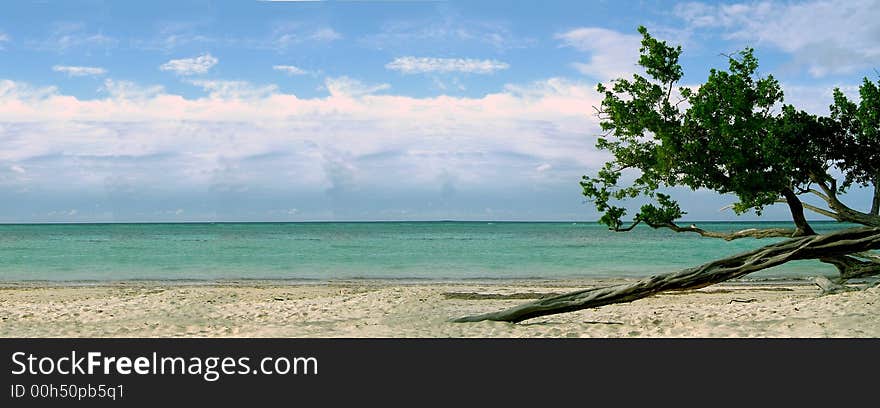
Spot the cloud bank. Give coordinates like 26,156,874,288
0,76,606,220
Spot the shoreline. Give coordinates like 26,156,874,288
0,275,832,288
2,278,877,338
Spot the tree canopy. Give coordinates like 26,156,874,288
582,26,880,238
454,26,880,324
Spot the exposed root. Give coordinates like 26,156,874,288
453,227,880,323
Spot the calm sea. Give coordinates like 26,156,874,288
0,221,853,281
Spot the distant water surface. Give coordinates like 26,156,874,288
0,222,857,281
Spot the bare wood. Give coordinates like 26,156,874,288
613,219,797,241
650,222,797,241
812,276,857,295
807,188,829,202
853,251,880,262
775,197,838,219
801,202,842,220
871,176,879,216
452,227,880,323
819,255,880,281
781,188,816,235
612,220,641,232
812,175,880,227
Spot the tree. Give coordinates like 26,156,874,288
454,27,880,323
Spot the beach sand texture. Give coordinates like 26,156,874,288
1,280,878,337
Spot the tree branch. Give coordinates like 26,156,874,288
453,227,880,323
819,255,880,281
612,219,797,240
852,251,880,262
810,172,880,226
648,222,797,241
773,196,841,220
807,188,830,202
802,202,843,220
611,219,642,232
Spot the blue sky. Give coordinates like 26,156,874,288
0,0,878,222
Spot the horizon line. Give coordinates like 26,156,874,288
0,219,843,226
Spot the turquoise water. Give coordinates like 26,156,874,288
0,222,855,281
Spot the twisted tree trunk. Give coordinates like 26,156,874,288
871,176,879,216
820,255,880,281
452,227,880,323
808,174,880,227
781,188,816,236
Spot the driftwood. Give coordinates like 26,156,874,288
614,219,797,241
452,227,880,323
812,276,857,295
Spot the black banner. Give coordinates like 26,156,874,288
1,338,877,406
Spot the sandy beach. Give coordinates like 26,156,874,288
1,279,877,337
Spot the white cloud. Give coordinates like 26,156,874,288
189,79,279,99
134,20,341,53
431,77,466,92
0,77,604,203
0,161,30,190
29,22,117,52
52,65,107,77
555,27,642,81
674,2,723,28
504,77,597,102
159,53,218,76
272,24,342,49
134,21,216,52
0,79,58,100
324,76,390,97
361,17,534,51
47,209,78,217
781,82,861,115
386,57,509,74
0,76,601,123
674,0,880,77
309,28,342,42
102,79,165,100
273,65,309,75
0,33,9,49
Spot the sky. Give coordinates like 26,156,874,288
0,0,878,222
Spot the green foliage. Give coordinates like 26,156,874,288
636,26,683,86
638,193,684,226
583,26,876,230
828,78,880,189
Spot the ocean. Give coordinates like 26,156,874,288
0,221,855,282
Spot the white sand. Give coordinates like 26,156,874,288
0,279,877,337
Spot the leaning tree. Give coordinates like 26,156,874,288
455,27,880,323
